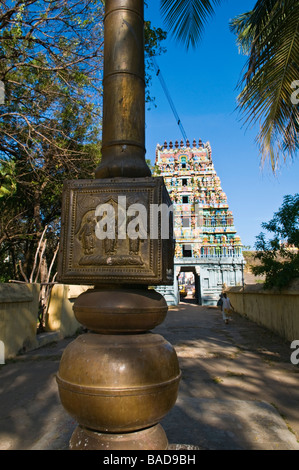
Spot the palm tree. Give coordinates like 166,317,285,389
230,0,299,171
159,0,299,170
159,0,221,49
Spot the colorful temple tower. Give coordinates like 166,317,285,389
154,139,245,306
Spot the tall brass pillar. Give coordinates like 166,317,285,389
56,0,180,450
96,0,151,178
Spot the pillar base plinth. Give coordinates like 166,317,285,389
69,424,168,451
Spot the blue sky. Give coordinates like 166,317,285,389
144,0,299,249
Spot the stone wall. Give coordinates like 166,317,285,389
0,283,40,359
0,283,90,360
227,281,299,342
45,284,90,336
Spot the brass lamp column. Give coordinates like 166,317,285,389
56,0,180,450
96,0,151,178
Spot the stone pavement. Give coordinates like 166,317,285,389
1,300,299,451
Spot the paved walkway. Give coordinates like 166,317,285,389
1,301,299,450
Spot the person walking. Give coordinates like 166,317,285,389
217,293,223,310
222,292,234,324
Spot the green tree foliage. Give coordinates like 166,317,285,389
0,0,104,164
253,194,299,289
144,20,167,107
0,0,104,282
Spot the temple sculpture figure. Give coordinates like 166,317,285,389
154,139,245,306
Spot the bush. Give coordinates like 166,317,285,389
252,194,299,289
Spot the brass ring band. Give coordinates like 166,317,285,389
56,372,182,397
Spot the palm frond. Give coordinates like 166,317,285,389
160,0,221,49
231,0,299,171
230,11,255,55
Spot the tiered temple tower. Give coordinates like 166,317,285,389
154,139,245,306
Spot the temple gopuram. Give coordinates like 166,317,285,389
154,138,245,306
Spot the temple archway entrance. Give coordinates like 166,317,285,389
178,266,201,304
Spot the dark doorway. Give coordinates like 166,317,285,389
183,244,192,257
178,267,200,304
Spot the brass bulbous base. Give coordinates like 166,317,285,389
57,332,181,433
69,424,168,451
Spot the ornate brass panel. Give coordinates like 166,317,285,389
57,177,174,285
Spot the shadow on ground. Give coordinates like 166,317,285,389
1,304,299,450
